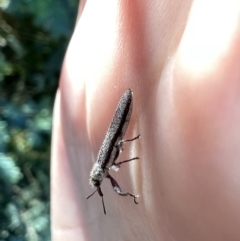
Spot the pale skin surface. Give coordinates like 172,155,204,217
51,0,240,240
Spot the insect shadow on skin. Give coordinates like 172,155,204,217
86,89,140,215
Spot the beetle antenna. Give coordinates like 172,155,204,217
86,189,98,199
102,196,106,215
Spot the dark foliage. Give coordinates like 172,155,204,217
0,1,78,240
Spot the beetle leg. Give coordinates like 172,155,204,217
112,157,140,170
107,174,138,204
118,134,140,145
115,134,140,152
110,135,140,171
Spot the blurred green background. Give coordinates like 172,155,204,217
0,0,79,240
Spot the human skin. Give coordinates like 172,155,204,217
51,0,240,240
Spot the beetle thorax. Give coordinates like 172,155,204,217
89,163,108,187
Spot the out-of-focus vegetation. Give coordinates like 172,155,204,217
0,1,78,240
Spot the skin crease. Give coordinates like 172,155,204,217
51,0,240,240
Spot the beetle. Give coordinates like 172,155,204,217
86,89,140,214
